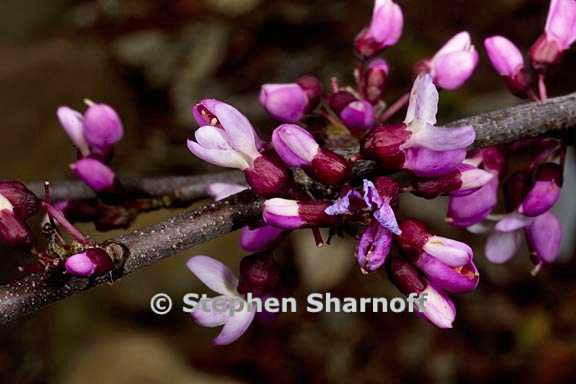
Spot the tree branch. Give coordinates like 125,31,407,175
0,190,262,324
26,170,245,202
1,92,576,324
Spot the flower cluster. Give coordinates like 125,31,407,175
184,0,572,345
57,101,124,193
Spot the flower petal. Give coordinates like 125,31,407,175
195,126,232,150
192,295,231,327
206,183,248,201
485,230,522,264
186,255,238,296
57,106,90,156
213,305,256,345
434,31,471,58
363,179,383,209
495,212,534,232
187,140,250,170
373,202,401,235
405,74,438,126
409,124,476,151
324,190,362,216
213,102,261,158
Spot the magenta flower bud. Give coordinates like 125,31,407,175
530,0,576,70
240,225,285,253
243,153,293,198
354,0,404,57
424,32,479,90
403,147,467,177
398,219,472,267
188,99,263,171
272,124,350,185
525,211,562,264
263,198,337,230
83,103,124,153
484,36,532,97
0,181,41,219
71,158,116,193
0,193,33,248
237,253,281,297
57,106,90,157
388,256,455,329
362,58,390,103
260,84,308,123
363,75,474,175
340,100,376,136
356,219,393,273
412,164,493,199
296,75,323,108
65,248,114,277
447,177,499,227
414,253,479,294
519,163,563,217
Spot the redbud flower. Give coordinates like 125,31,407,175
240,225,285,253
447,177,499,228
412,163,494,199
388,256,456,329
356,219,393,273
65,248,114,277
263,198,337,230
530,0,576,71
272,124,350,185
484,36,532,97
325,178,401,234
525,211,562,264
363,74,475,176
419,32,479,90
57,103,124,156
362,58,390,103
237,253,281,297
0,182,40,248
329,91,375,136
355,0,404,57
188,99,292,197
187,255,255,345
71,158,116,193
397,219,472,267
519,163,563,217
414,252,479,294
484,212,535,264
260,76,323,123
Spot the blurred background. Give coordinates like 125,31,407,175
1,0,576,382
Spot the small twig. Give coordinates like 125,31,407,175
379,93,410,122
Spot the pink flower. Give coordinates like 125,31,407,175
354,0,404,57
484,36,532,97
187,256,256,345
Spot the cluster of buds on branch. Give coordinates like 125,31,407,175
182,0,573,345
0,0,572,345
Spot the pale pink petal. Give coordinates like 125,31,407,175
213,102,261,158
192,295,231,327
434,31,472,58
187,140,250,170
495,212,534,232
485,230,522,264
57,106,90,156
405,74,438,125
213,306,256,345
186,255,239,296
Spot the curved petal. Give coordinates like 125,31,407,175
434,31,471,58
495,212,534,232
431,49,479,90
186,256,239,296
57,106,90,156
485,230,522,264
408,124,475,151
403,147,466,177
187,140,250,170
405,74,438,125
373,203,401,235
213,305,256,345
192,295,231,327
213,102,261,158
195,126,232,150
240,225,286,252
423,236,472,266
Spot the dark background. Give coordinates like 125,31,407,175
1,0,576,383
